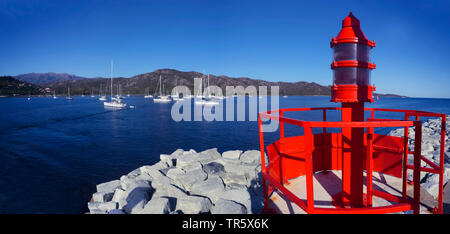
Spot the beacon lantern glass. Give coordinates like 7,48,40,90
333,67,371,85
330,12,376,103
333,43,371,62
332,43,372,86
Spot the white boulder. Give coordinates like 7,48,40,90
88,201,118,213
190,175,225,203
177,168,207,191
219,189,252,213
92,191,114,203
96,180,121,193
222,150,242,160
139,197,171,214
211,199,247,214
176,153,200,168
176,195,212,214
240,150,262,164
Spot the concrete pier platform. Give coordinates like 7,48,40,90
267,170,437,214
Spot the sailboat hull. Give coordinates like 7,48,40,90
104,101,126,108
153,97,171,103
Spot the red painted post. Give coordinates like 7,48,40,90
280,110,285,154
341,103,365,207
304,125,315,212
322,109,328,173
413,120,422,214
438,115,446,214
402,113,409,198
366,127,374,207
258,115,268,210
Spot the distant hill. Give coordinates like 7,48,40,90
0,76,44,96
374,93,407,98
9,69,406,97
18,69,332,96
15,72,86,86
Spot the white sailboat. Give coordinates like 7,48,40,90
208,74,224,100
195,74,218,105
66,87,72,100
144,87,153,98
99,84,106,101
153,75,171,103
53,90,57,99
104,60,126,108
171,79,183,101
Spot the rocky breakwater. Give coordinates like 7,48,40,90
87,148,267,214
388,116,450,199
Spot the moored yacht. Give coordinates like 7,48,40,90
153,75,171,103
104,60,126,108
194,74,219,105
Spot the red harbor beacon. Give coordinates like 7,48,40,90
330,12,376,207
258,12,447,214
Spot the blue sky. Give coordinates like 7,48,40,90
1,0,449,98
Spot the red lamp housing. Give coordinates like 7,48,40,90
331,12,376,103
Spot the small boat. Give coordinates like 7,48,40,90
66,87,73,100
153,96,171,103
27,92,31,100
210,95,224,99
144,88,153,98
104,60,126,108
104,100,126,108
195,98,219,105
153,75,171,103
171,79,183,101
195,74,218,105
98,84,106,101
53,91,57,99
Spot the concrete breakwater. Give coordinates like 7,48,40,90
87,148,267,214
388,116,450,199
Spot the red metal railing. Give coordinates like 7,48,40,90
258,107,446,214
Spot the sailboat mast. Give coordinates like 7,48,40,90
159,75,162,96
110,60,114,98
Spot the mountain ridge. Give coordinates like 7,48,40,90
7,69,405,97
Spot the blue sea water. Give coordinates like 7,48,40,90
1,96,449,214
